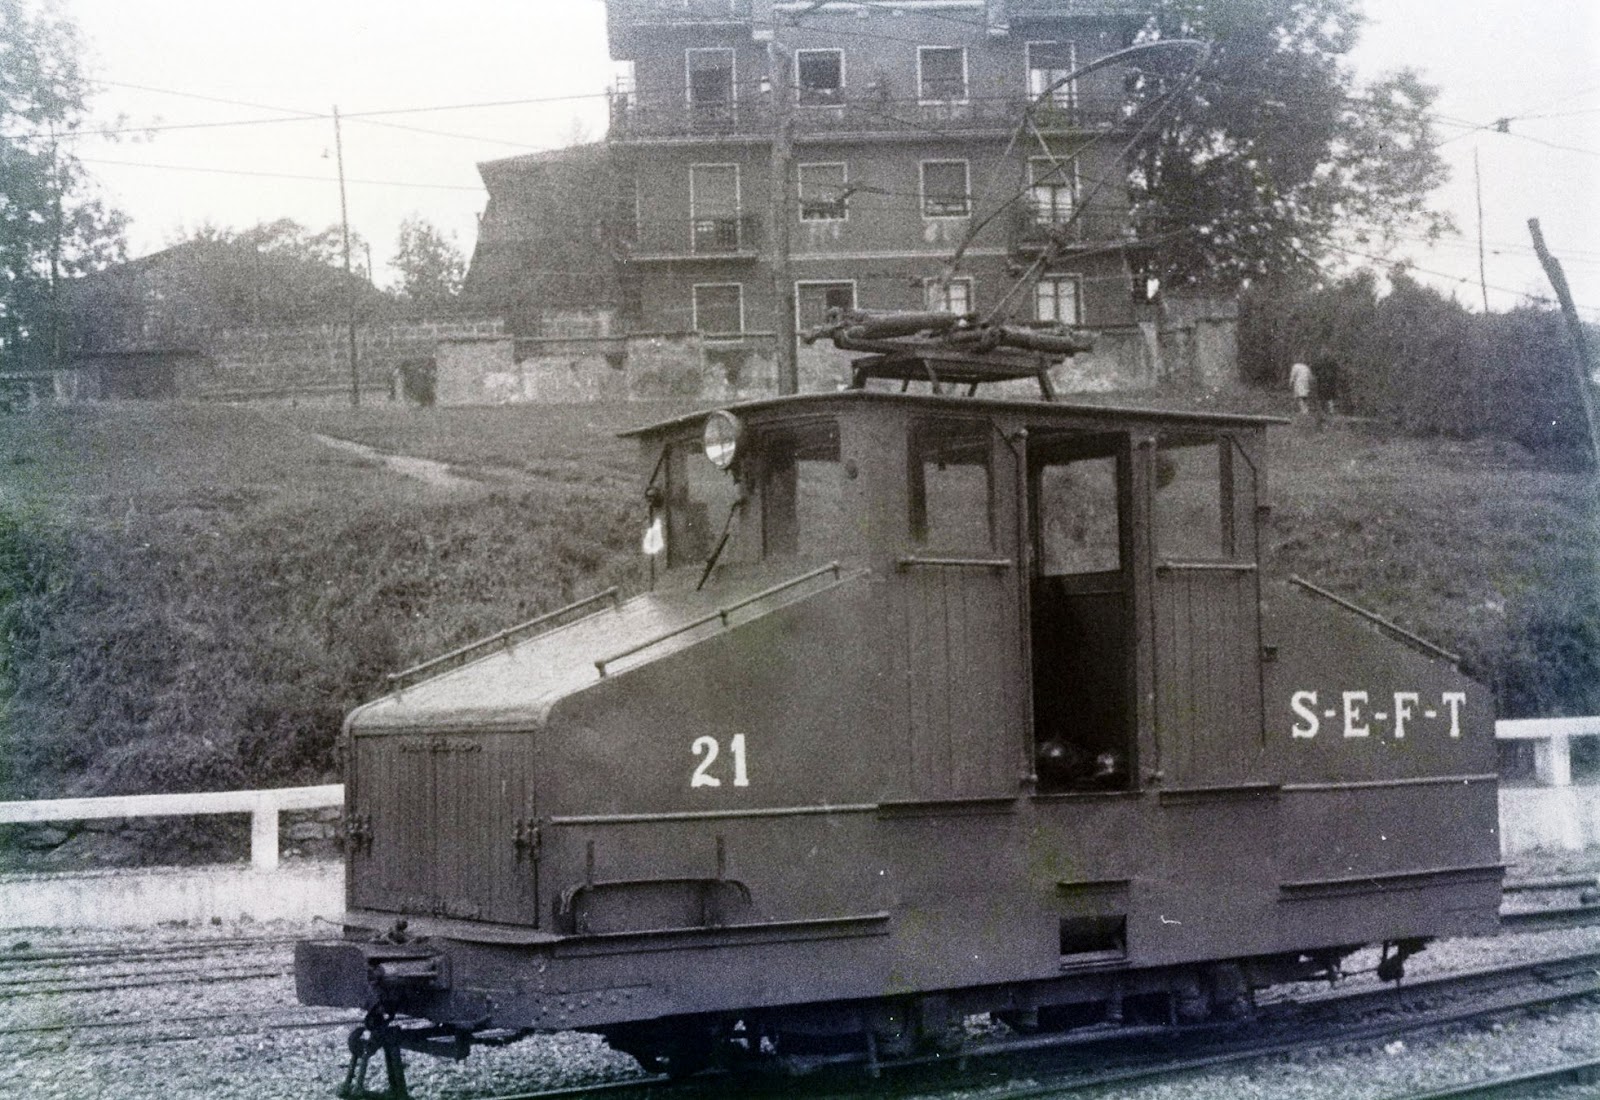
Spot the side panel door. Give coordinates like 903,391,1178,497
349,730,538,926
1149,435,1264,787
900,417,1024,799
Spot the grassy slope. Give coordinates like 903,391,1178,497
0,399,1593,814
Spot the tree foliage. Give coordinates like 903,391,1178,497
1241,272,1595,462
391,216,465,307
69,219,380,350
1129,0,1452,289
0,0,127,359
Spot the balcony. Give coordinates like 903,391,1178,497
1004,1,1148,19
621,216,765,264
609,89,1132,144
609,0,760,54
1009,205,1134,253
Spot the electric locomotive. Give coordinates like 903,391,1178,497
296,349,1501,1094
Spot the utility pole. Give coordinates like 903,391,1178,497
767,42,798,395
333,105,360,406
1527,217,1600,470
48,122,64,365
1474,148,1489,314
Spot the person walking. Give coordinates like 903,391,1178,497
1289,358,1314,421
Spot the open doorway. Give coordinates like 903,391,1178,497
1028,433,1134,792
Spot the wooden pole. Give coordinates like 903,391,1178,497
767,42,797,395
1474,148,1489,314
334,106,360,406
1527,217,1600,469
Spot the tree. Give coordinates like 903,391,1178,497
68,219,379,351
1127,0,1452,290
0,0,127,360
391,216,465,308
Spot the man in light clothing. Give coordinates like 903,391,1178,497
1288,359,1314,419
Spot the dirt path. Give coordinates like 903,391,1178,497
306,433,551,493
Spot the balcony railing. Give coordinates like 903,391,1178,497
622,216,764,261
611,0,754,25
1009,205,1135,251
609,90,1132,142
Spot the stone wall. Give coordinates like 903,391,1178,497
430,298,1238,406
192,317,506,400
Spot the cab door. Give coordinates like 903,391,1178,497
1148,433,1265,786
898,416,1024,799
1026,432,1136,792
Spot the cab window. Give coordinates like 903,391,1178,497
759,419,843,559
1037,455,1120,575
665,438,748,569
1153,436,1231,560
909,418,993,551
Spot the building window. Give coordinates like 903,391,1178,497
1029,157,1076,225
1035,275,1080,326
690,164,742,252
1027,41,1077,108
918,46,967,103
924,277,972,315
687,48,735,127
693,283,745,337
798,162,848,221
796,281,856,329
796,49,844,106
921,160,970,218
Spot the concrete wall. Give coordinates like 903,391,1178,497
1500,786,1600,854
0,862,342,929
436,328,858,406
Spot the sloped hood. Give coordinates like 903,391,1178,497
348,564,851,733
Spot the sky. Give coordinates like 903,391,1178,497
54,0,1600,318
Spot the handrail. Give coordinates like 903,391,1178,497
0,784,344,872
896,556,1013,571
595,562,843,677
1289,575,1460,665
1156,560,1258,574
388,587,622,690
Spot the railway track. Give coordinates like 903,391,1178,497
1388,1056,1600,1099
433,947,1600,1100
4,901,1598,1098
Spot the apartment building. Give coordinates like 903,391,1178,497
605,0,1148,349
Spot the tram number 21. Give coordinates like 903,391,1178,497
691,735,750,788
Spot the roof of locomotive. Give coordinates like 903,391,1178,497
619,389,1289,439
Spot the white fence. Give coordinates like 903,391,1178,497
1497,716,1600,853
0,721,1596,928
0,784,342,871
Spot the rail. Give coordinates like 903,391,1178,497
1289,574,1461,665
594,562,843,677
0,784,343,872
896,556,1012,571
387,588,622,691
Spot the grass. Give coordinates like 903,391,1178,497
0,396,1593,857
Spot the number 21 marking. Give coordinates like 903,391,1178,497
691,734,749,788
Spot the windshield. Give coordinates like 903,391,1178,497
661,417,843,571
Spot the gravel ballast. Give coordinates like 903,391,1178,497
2,914,1598,1100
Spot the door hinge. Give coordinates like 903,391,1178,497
513,818,541,863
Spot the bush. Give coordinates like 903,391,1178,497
1240,274,1595,463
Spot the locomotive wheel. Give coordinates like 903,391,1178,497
604,1022,718,1079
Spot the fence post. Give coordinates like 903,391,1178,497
250,796,280,872
1534,733,1573,787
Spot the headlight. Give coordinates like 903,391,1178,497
702,410,743,471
